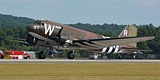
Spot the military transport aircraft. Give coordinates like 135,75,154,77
25,20,154,59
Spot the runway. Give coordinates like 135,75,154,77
0,59,160,63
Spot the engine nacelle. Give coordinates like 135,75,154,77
26,34,38,45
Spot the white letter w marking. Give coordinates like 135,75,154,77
44,24,55,36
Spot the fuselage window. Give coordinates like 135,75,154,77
41,23,45,26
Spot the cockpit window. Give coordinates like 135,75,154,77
34,21,45,26
34,21,41,25
41,22,45,26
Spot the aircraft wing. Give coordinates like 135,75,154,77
11,38,26,42
11,38,32,46
72,36,155,48
119,48,153,53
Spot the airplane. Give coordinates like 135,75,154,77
25,20,154,59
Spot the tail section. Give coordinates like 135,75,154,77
118,25,137,48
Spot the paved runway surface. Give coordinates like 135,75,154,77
0,59,160,63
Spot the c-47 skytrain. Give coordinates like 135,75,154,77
25,20,154,59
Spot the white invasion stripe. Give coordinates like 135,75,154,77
114,46,119,53
102,36,110,38
107,47,113,53
102,47,107,53
65,40,73,44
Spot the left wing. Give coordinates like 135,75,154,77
72,36,154,48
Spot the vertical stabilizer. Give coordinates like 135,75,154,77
118,25,137,48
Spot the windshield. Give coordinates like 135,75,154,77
34,21,45,26
34,21,41,25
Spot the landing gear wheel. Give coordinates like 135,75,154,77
38,51,46,59
67,51,75,59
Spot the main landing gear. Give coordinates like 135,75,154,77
37,51,46,59
37,50,76,59
67,51,75,59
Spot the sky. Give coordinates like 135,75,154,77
0,0,160,26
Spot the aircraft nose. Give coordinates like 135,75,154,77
26,25,35,32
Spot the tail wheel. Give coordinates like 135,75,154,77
67,51,75,59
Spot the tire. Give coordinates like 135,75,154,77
38,51,46,59
67,51,75,59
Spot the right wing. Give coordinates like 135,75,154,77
119,47,153,53
72,36,155,49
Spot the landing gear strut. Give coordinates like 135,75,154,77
67,51,75,59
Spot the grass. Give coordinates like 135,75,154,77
0,63,160,80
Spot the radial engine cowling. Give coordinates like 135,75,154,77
26,34,38,45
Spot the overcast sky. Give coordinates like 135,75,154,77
0,0,160,26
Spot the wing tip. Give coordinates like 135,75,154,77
148,36,155,40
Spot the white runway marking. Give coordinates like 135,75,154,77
0,59,160,63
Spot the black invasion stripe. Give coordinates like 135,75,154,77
78,42,96,47
111,47,115,53
118,47,121,52
88,41,95,44
87,41,104,46
105,47,110,53
79,42,87,45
